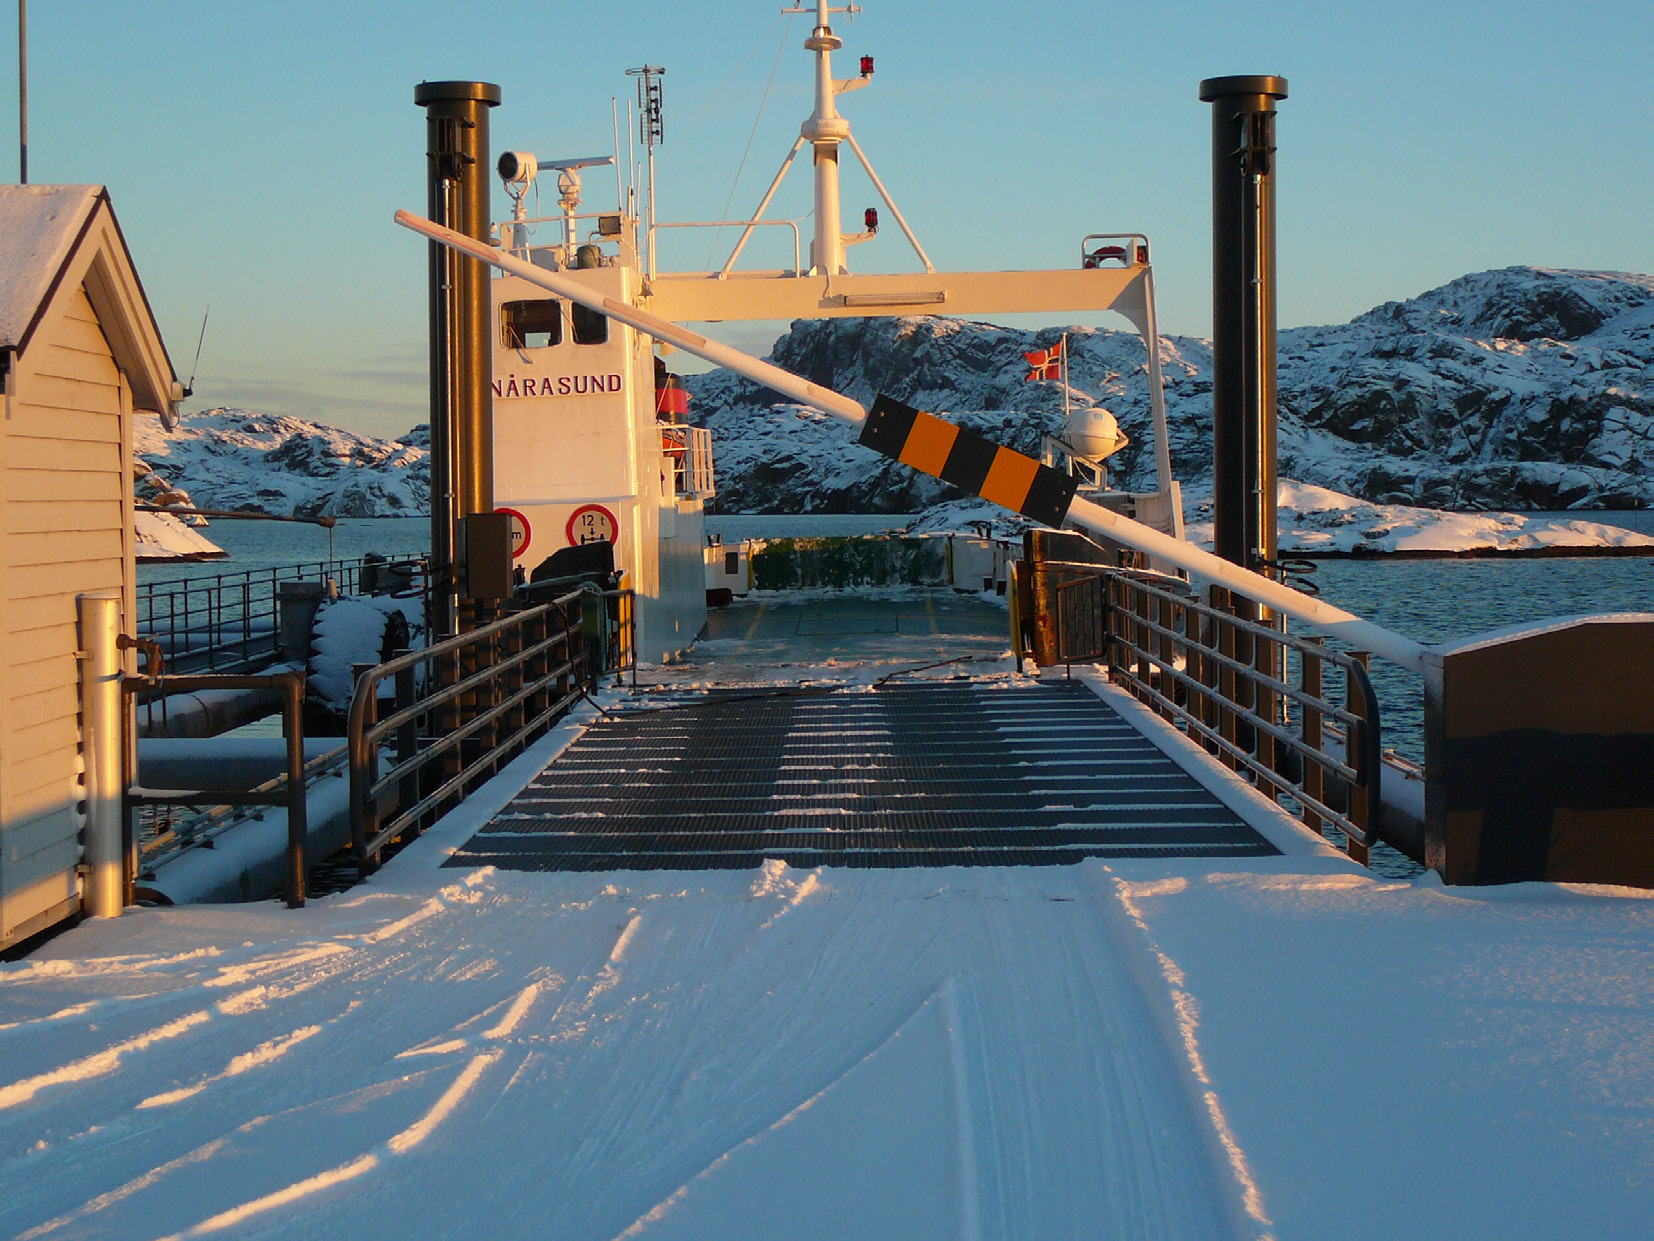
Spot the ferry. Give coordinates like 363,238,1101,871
1,5,1648,1238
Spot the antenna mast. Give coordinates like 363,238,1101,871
17,0,27,183
627,65,665,276
722,3,932,278
795,0,857,275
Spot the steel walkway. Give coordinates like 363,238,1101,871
445,679,1276,871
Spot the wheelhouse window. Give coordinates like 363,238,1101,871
501,299,562,349
571,302,609,345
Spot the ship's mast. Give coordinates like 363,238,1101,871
799,1,855,275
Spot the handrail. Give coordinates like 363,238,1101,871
1065,495,1430,673
646,218,804,277
345,589,621,869
1061,566,1385,861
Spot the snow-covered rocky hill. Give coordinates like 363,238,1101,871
133,409,428,518
685,266,1654,513
138,269,1652,529
132,453,225,560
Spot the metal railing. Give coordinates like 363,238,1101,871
661,425,715,500
644,217,804,277
1054,564,1383,862
137,556,429,676
346,589,622,872
123,670,313,907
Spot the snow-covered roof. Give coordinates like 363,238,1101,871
0,183,179,417
0,184,102,351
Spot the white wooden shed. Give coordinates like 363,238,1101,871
0,185,179,950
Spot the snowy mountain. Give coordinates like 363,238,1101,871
685,267,1654,513
133,408,428,518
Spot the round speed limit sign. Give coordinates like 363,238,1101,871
566,503,619,548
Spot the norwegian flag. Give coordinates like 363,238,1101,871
1023,342,1064,382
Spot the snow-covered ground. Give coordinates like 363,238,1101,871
133,509,226,561
3,683,1648,1240
1185,479,1654,555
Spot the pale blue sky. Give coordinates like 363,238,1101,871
4,1,1649,438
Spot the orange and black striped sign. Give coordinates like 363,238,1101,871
858,395,1078,528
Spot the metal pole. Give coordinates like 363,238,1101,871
18,0,27,184
1199,75,1286,572
282,674,307,908
78,592,123,918
415,80,500,639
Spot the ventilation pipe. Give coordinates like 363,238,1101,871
416,80,500,636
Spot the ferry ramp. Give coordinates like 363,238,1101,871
448,679,1276,872
446,592,1276,873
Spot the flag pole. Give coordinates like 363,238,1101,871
1060,331,1069,423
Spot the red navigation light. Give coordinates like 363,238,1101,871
865,207,879,231
1135,242,1149,265
860,55,875,76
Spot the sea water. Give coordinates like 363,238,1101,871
137,516,432,589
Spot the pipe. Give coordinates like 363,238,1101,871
78,592,125,918
394,209,1428,672
135,505,337,528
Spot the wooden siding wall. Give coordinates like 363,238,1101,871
1,281,133,945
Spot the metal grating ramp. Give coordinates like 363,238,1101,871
445,680,1278,871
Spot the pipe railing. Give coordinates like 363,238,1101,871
648,218,804,277
134,743,348,879
346,590,609,871
123,670,311,907
137,556,430,677
1051,564,1383,862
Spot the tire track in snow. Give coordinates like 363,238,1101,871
148,975,551,1241
136,1024,325,1109
942,977,983,1241
607,981,952,1240
1110,875,1277,1241
0,943,352,1044
0,985,276,1111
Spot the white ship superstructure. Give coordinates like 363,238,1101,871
475,0,1185,661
